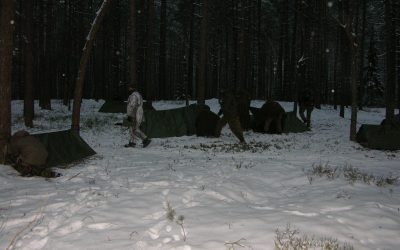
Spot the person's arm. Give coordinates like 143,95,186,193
127,94,139,117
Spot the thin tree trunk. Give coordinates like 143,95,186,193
197,0,208,105
257,0,263,98
23,0,35,128
385,0,396,122
238,0,246,90
0,0,15,160
71,0,113,133
129,0,138,88
358,0,367,110
159,0,167,99
341,0,359,141
186,0,194,99
232,0,238,89
350,49,358,141
338,0,346,118
145,0,155,102
333,33,340,110
291,0,298,111
42,0,53,110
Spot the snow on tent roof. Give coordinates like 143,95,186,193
33,130,96,168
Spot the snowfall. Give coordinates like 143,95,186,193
0,99,399,250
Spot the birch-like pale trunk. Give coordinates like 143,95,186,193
71,0,113,133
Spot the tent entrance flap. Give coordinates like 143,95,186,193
250,107,310,133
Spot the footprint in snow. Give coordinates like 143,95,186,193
147,221,167,240
182,191,200,208
18,237,48,250
283,210,319,217
86,223,116,230
56,220,83,236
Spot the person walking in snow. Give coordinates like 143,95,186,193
125,85,151,148
298,87,314,128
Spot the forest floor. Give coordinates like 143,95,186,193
1,99,399,250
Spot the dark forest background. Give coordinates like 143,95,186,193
1,0,400,148
4,0,399,107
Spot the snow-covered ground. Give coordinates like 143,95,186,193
1,99,399,250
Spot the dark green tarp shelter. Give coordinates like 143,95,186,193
283,112,310,133
356,124,400,150
33,130,96,167
99,100,155,113
249,107,309,133
98,100,126,113
123,104,200,138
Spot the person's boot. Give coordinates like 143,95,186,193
124,142,136,148
142,138,151,148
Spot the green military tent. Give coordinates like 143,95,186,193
99,100,155,113
98,100,126,113
356,124,400,150
123,104,200,138
283,112,310,133
33,130,96,167
249,107,309,133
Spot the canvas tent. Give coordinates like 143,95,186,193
283,112,310,133
356,124,400,150
98,100,126,113
123,104,200,138
33,130,96,167
99,100,154,113
249,107,309,133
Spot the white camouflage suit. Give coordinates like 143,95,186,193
127,91,147,144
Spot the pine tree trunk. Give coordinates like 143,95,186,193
63,0,72,107
145,0,155,102
42,0,53,110
232,0,238,89
71,0,113,133
197,0,208,105
23,0,35,128
333,33,340,110
0,0,15,160
237,0,246,90
256,0,263,98
129,0,138,88
291,0,298,111
187,0,194,100
338,0,347,118
350,49,358,141
385,0,396,122
358,0,367,110
159,0,167,99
